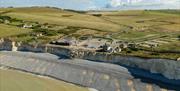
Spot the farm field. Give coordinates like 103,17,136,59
0,69,88,91
0,7,179,39
0,7,122,32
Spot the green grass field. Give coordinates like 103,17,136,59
0,7,179,38
0,69,88,91
0,7,122,32
0,24,31,37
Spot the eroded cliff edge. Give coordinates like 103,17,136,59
0,41,180,89
0,40,180,80
1,51,178,91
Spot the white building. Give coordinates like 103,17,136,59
23,23,33,28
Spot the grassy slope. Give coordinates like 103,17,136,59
0,24,31,37
101,10,180,27
1,7,122,32
0,69,88,91
99,10,180,42
0,8,179,38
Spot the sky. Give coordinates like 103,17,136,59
0,0,180,10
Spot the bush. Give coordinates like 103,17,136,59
0,16,11,20
92,14,102,17
124,48,132,53
33,29,58,36
0,19,3,23
45,30,58,36
32,25,41,29
10,18,23,22
150,52,159,55
58,29,70,35
130,47,139,51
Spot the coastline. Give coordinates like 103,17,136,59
0,51,180,91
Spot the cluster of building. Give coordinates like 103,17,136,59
49,34,167,54
50,37,139,53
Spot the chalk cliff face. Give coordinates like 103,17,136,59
0,52,173,91
0,40,180,80
0,39,14,51
66,48,180,80
82,53,180,80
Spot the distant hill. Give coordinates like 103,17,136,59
149,9,180,15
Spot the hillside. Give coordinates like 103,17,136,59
0,7,122,32
0,7,180,59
